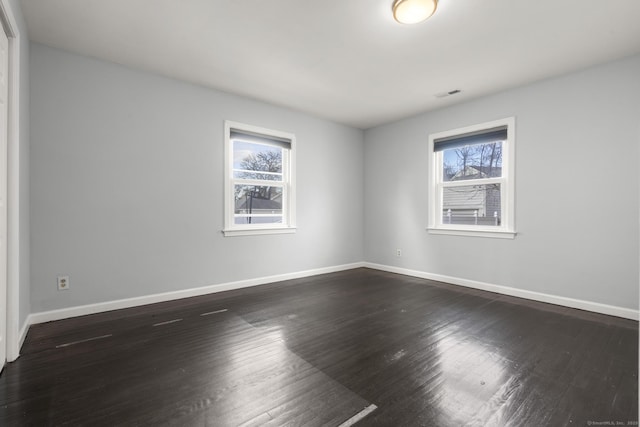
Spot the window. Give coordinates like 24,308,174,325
223,121,296,236
428,117,516,238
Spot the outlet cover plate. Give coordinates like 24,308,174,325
57,275,70,291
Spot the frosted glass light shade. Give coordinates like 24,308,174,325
392,0,438,24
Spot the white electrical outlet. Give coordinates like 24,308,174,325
57,275,70,291
396,248,402,257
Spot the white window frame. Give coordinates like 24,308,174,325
223,120,296,237
427,117,516,239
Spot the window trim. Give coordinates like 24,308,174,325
427,117,516,239
223,120,296,237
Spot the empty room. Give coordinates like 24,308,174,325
0,0,639,425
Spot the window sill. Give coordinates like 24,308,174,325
427,227,516,239
223,227,297,237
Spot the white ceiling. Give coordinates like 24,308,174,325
20,0,640,129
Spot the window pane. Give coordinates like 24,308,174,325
443,141,502,181
234,185,283,224
233,140,283,181
442,184,501,226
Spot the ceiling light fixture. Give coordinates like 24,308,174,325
392,0,438,24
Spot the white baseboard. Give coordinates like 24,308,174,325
5,319,30,362
364,262,639,321
17,318,29,351
27,262,366,326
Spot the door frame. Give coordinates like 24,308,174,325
0,0,22,363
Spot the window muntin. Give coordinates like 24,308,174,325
224,121,296,236
428,118,515,238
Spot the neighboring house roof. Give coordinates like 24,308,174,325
450,165,502,181
236,197,281,211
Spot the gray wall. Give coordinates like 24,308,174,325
7,0,30,331
30,43,364,313
364,55,640,310
29,41,640,315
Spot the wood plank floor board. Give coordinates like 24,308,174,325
1,268,637,425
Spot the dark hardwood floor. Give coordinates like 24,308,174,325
1,268,638,426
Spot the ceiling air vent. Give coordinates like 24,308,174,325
434,89,461,98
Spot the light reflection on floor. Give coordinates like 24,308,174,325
424,329,511,425
200,314,372,426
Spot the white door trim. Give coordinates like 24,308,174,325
0,0,22,362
